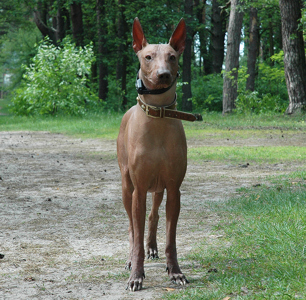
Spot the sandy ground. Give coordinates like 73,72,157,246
0,130,305,299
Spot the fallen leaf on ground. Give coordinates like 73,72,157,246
164,288,176,291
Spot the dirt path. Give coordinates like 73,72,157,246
0,131,304,299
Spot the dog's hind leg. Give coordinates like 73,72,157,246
146,191,164,259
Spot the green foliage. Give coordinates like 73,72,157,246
10,38,99,116
188,73,223,112
302,8,306,40
1,0,298,115
256,51,287,97
105,71,138,112
235,91,287,114
234,51,288,114
124,0,185,44
0,24,41,89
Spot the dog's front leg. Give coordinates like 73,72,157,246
121,171,134,270
165,189,188,285
127,189,146,291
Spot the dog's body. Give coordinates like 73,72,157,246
117,18,188,291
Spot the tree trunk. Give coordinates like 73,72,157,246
222,0,244,114
246,7,259,91
96,0,108,101
279,0,306,114
33,1,57,44
268,14,274,64
116,0,128,108
182,0,193,112
70,2,84,47
211,0,226,74
56,5,66,42
194,0,206,75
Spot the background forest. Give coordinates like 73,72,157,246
0,0,306,116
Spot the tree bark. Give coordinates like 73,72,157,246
268,14,274,65
222,0,244,114
116,0,128,108
194,0,206,75
34,0,67,44
182,0,193,112
55,1,66,42
33,1,57,43
97,0,108,101
211,0,226,74
246,7,259,91
70,2,84,47
279,0,306,114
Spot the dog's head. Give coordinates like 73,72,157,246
133,18,186,90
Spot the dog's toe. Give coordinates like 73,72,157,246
170,273,189,286
127,272,145,292
147,248,159,259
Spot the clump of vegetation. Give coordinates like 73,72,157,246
165,172,306,300
10,38,99,116
235,51,288,114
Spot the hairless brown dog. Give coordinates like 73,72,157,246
117,18,196,291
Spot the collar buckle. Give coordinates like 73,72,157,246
145,105,165,118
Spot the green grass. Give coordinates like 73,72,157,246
165,172,306,299
0,111,122,140
1,98,306,140
0,98,11,115
1,110,306,141
188,146,306,163
184,112,306,131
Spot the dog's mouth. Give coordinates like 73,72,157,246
145,74,173,90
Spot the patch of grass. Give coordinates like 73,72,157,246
1,105,305,141
0,98,11,115
184,112,306,140
188,146,306,163
186,128,305,140
0,111,122,140
184,112,306,131
165,172,306,299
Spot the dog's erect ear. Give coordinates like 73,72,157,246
169,18,186,55
133,17,148,53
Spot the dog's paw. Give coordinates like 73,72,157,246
166,265,189,285
125,260,132,270
147,247,159,259
126,272,145,291
169,273,189,285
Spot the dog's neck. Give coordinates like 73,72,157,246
137,73,177,107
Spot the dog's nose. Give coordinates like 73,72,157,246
157,70,171,80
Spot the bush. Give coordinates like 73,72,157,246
0,25,41,90
177,72,223,113
256,51,288,101
10,37,99,116
235,90,287,114
235,52,288,114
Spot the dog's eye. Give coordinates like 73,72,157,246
145,55,152,60
170,55,176,61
